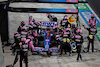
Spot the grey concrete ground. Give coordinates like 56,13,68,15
0,0,7,2
0,37,4,67
4,45,100,67
2,2,100,67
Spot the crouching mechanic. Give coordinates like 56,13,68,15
72,29,84,62
60,28,71,56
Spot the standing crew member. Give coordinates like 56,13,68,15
72,29,84,61
60,15,71,28
88,14,96,28
86,25,97,52
60,28,71,56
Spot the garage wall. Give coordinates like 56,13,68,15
9,12,76,42
8,3,76,42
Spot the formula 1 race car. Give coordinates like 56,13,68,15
30,22,61,56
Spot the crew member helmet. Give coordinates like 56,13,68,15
91,14,95,18
76,29,82,34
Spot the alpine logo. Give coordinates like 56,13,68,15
42,22,56,26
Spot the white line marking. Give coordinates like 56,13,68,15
86,3,100,22
72,4,88,27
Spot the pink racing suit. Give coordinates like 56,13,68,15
25,39,35,51
88,19,96,28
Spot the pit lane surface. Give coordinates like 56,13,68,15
3,2,100,67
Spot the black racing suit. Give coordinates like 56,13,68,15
17,26,23,34
60,31,71,55
20,41,29,67
71,27,77,36
12,35,20,54
60,19,71,28
48,14,57,22
86,28,97,52
87,35,94,52
86,28,97,35
72,35,83,60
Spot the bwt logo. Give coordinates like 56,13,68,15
69,0,77,2
43,22,55,26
